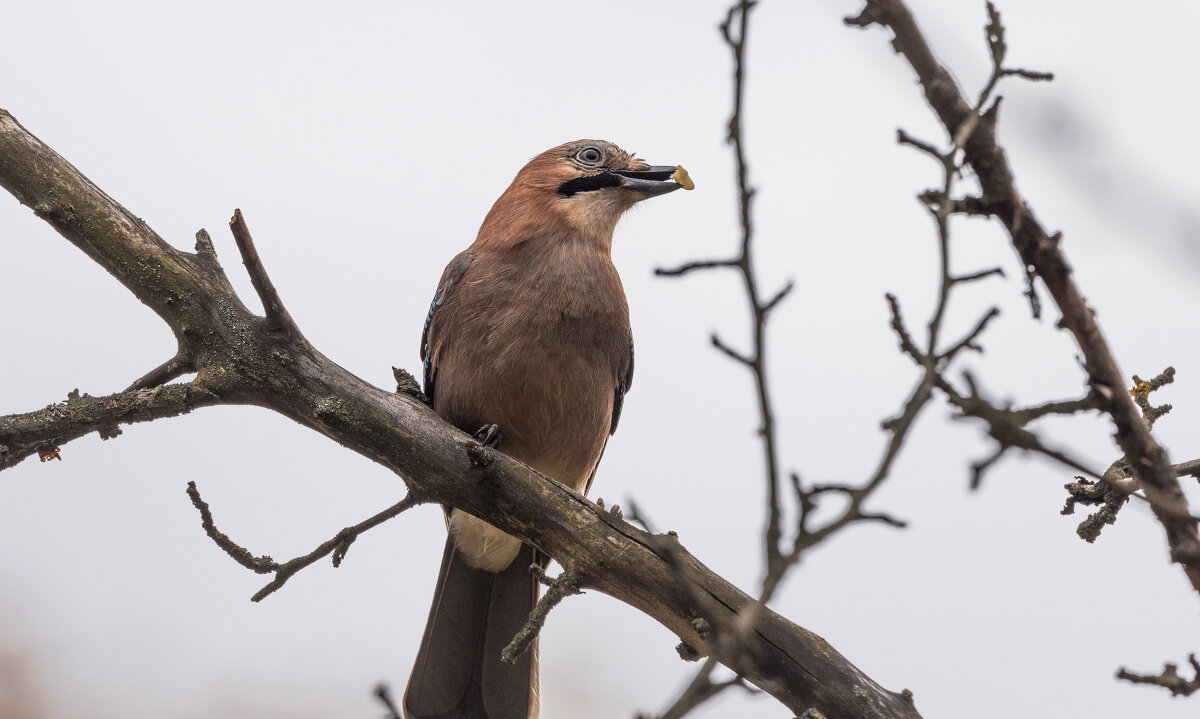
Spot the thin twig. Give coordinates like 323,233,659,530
501,570,581,663
951,266,1005,284
645,657,757,719
252,494,423,601
848,0,1200,593
229,208,296,335
125,353,193,391
937,307,1000,360
186,480,276,573
655,258,739,276
373,683,403,719
762,280,795,314
886,294,925,362
1130,366,1175,430
186,481,423,602
1117,655,1200,697
710,333,753,366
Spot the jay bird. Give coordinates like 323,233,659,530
404,140,687,719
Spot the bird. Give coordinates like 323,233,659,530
404,140,688,719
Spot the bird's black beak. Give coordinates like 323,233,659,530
614,166,685,197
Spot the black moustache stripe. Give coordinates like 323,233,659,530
557,172,622,197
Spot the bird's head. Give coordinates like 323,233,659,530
476,139,687,251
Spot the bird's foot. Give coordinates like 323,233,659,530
473,424,503,448
596,498,623,519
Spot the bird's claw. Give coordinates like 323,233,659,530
474,424,503,448
596,498,623,519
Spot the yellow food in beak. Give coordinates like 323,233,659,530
671,165,695,191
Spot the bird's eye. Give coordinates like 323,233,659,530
579,147,602,163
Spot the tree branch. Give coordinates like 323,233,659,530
229,208,298,336
501,567,581,664
0,384,219,470
185,481,424,602
1117,654,1200,697
125,353,194,391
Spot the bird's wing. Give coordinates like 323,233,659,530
609,332,634,435
420,251,475,405
585,334,632,496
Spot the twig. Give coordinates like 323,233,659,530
1010,394,1098,424
1172,458,1200,480
761,280,795,314
1062,475,1130,543
975,2,1054,110
644,657,757,719
1130,366,1174,430
251,494,423,601
847,0,1200,594
186,481,422,602
229,208,297,335
896,128,946,160
373,683,403,719
710,333,753,366
886,294,925,362
1117,654,1200,697
951,266,1005,284
654,258,738,276
125,353,193,391
186,480,277,573
501,569,581,663
938,307,1000,360
939,373,1102,485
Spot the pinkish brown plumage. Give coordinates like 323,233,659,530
406,140,685,719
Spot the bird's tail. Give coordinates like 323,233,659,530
405,536,542,719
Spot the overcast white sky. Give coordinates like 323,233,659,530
2,1,1200,718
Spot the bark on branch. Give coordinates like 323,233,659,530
0,109,919,719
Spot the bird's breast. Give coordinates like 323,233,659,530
433,245,629,491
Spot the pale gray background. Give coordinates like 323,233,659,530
2,1,1199,717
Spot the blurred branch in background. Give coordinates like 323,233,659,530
1118,655,1200,698
846,0,1200,600
650,0,918,713
848,0,1200,699
646,0,1200,715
